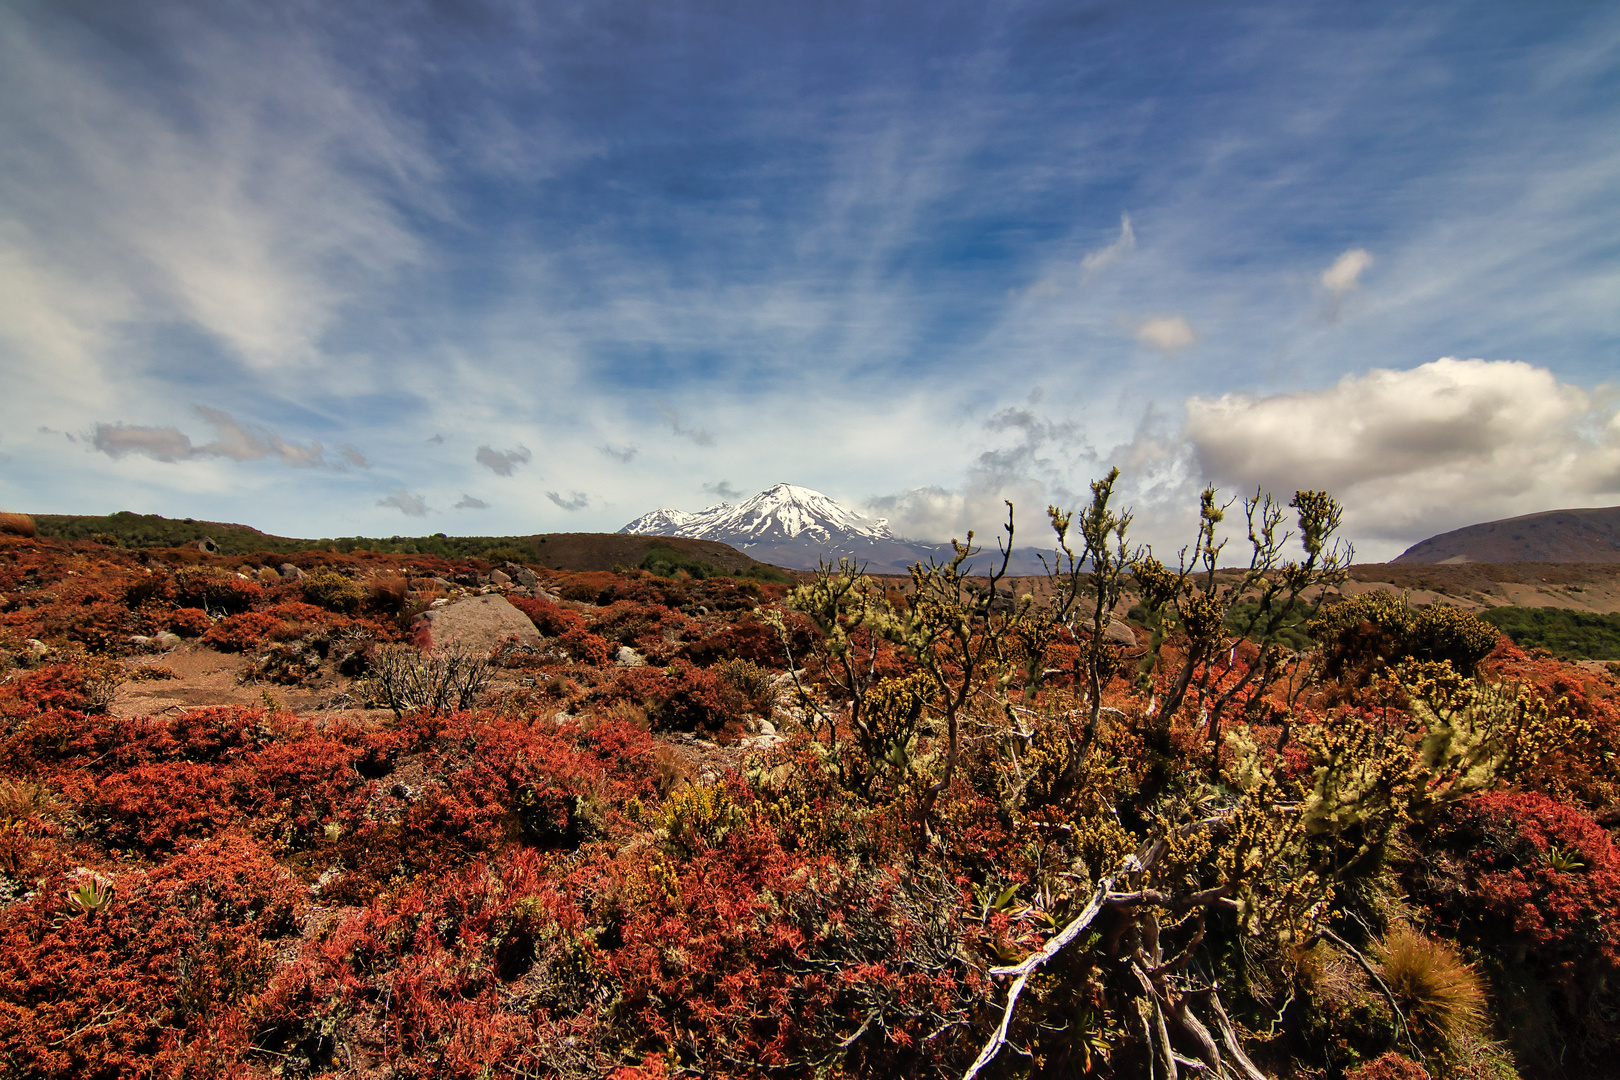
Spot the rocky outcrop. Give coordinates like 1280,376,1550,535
412,593,542,654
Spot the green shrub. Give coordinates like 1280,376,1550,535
1482,606,1620,660
640,545,719,580
1308,591,1500,679
300,569,364,614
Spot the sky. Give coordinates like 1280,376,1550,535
1,0,1617,563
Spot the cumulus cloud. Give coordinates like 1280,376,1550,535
454,494,489,509
1080,212,1136,278
475,445,532,476
656,402,714,446
547,490,589,511
866,405,1087,543
703,479,743,500
1135,315,1198,355
92,405,327,467
599,442,638,463
1185,358,1620,548
1321,248,1374,295
377,490,428,517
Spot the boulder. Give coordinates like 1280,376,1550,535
412,593,542,655
489,569,512,585
1105,620,1137,646
508,566,539,588
616,646,647,667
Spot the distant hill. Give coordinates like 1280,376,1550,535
1393,506,1620,565
621,482,1056,573
26,511,781,577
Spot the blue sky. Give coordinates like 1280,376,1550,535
1,1,1617,560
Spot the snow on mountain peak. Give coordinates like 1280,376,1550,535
618,483,892,544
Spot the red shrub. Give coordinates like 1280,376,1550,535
168,606,212,636
1346,1053,1429,1080
95,760,237,852
201,610,287,652
1414,791,1620,998
677,618,783,667
510,594,585,636
561,624,614,666
172,567,264,613
0,833,303,1079
237,736,368,849
610,659,741,734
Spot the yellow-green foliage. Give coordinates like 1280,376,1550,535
659,782,741,855
301,568,365,614
1308,591,1499,677
1377,928,1487,1049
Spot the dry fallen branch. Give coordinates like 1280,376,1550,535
962,810,1266,1080
962,835,1164,1080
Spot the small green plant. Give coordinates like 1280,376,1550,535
1544,846,1586,872
63,877,114,917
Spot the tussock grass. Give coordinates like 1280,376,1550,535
1377,928,1487,1048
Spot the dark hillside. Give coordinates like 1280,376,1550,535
1394,505,1620,564
29,512,782,575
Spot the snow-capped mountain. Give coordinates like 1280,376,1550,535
620,483,1049,573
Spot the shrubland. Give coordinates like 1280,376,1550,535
1,481,1617,1079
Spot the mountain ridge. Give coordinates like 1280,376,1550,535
1393,505,1620,565
620,482,1053,573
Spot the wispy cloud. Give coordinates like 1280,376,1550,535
546,490,589,511
475,445,532,476
454,494,489,509
1080,213,1136,279
1134,316,1198,355
703,480,743,500
600,443,638,463
378,490,429,517
1322,248,1374,295
92,406,329,468
656,402,714,447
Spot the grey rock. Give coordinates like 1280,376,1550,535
509,566,538,588
1104,620,1137,647
280,564,305,581
616,646,647,668
412,593,543,654
489,569,512,585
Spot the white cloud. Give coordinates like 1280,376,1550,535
1134,315,1198,355
1185,358,1620,550
1321,248,1374,294
1080,212,1136,278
